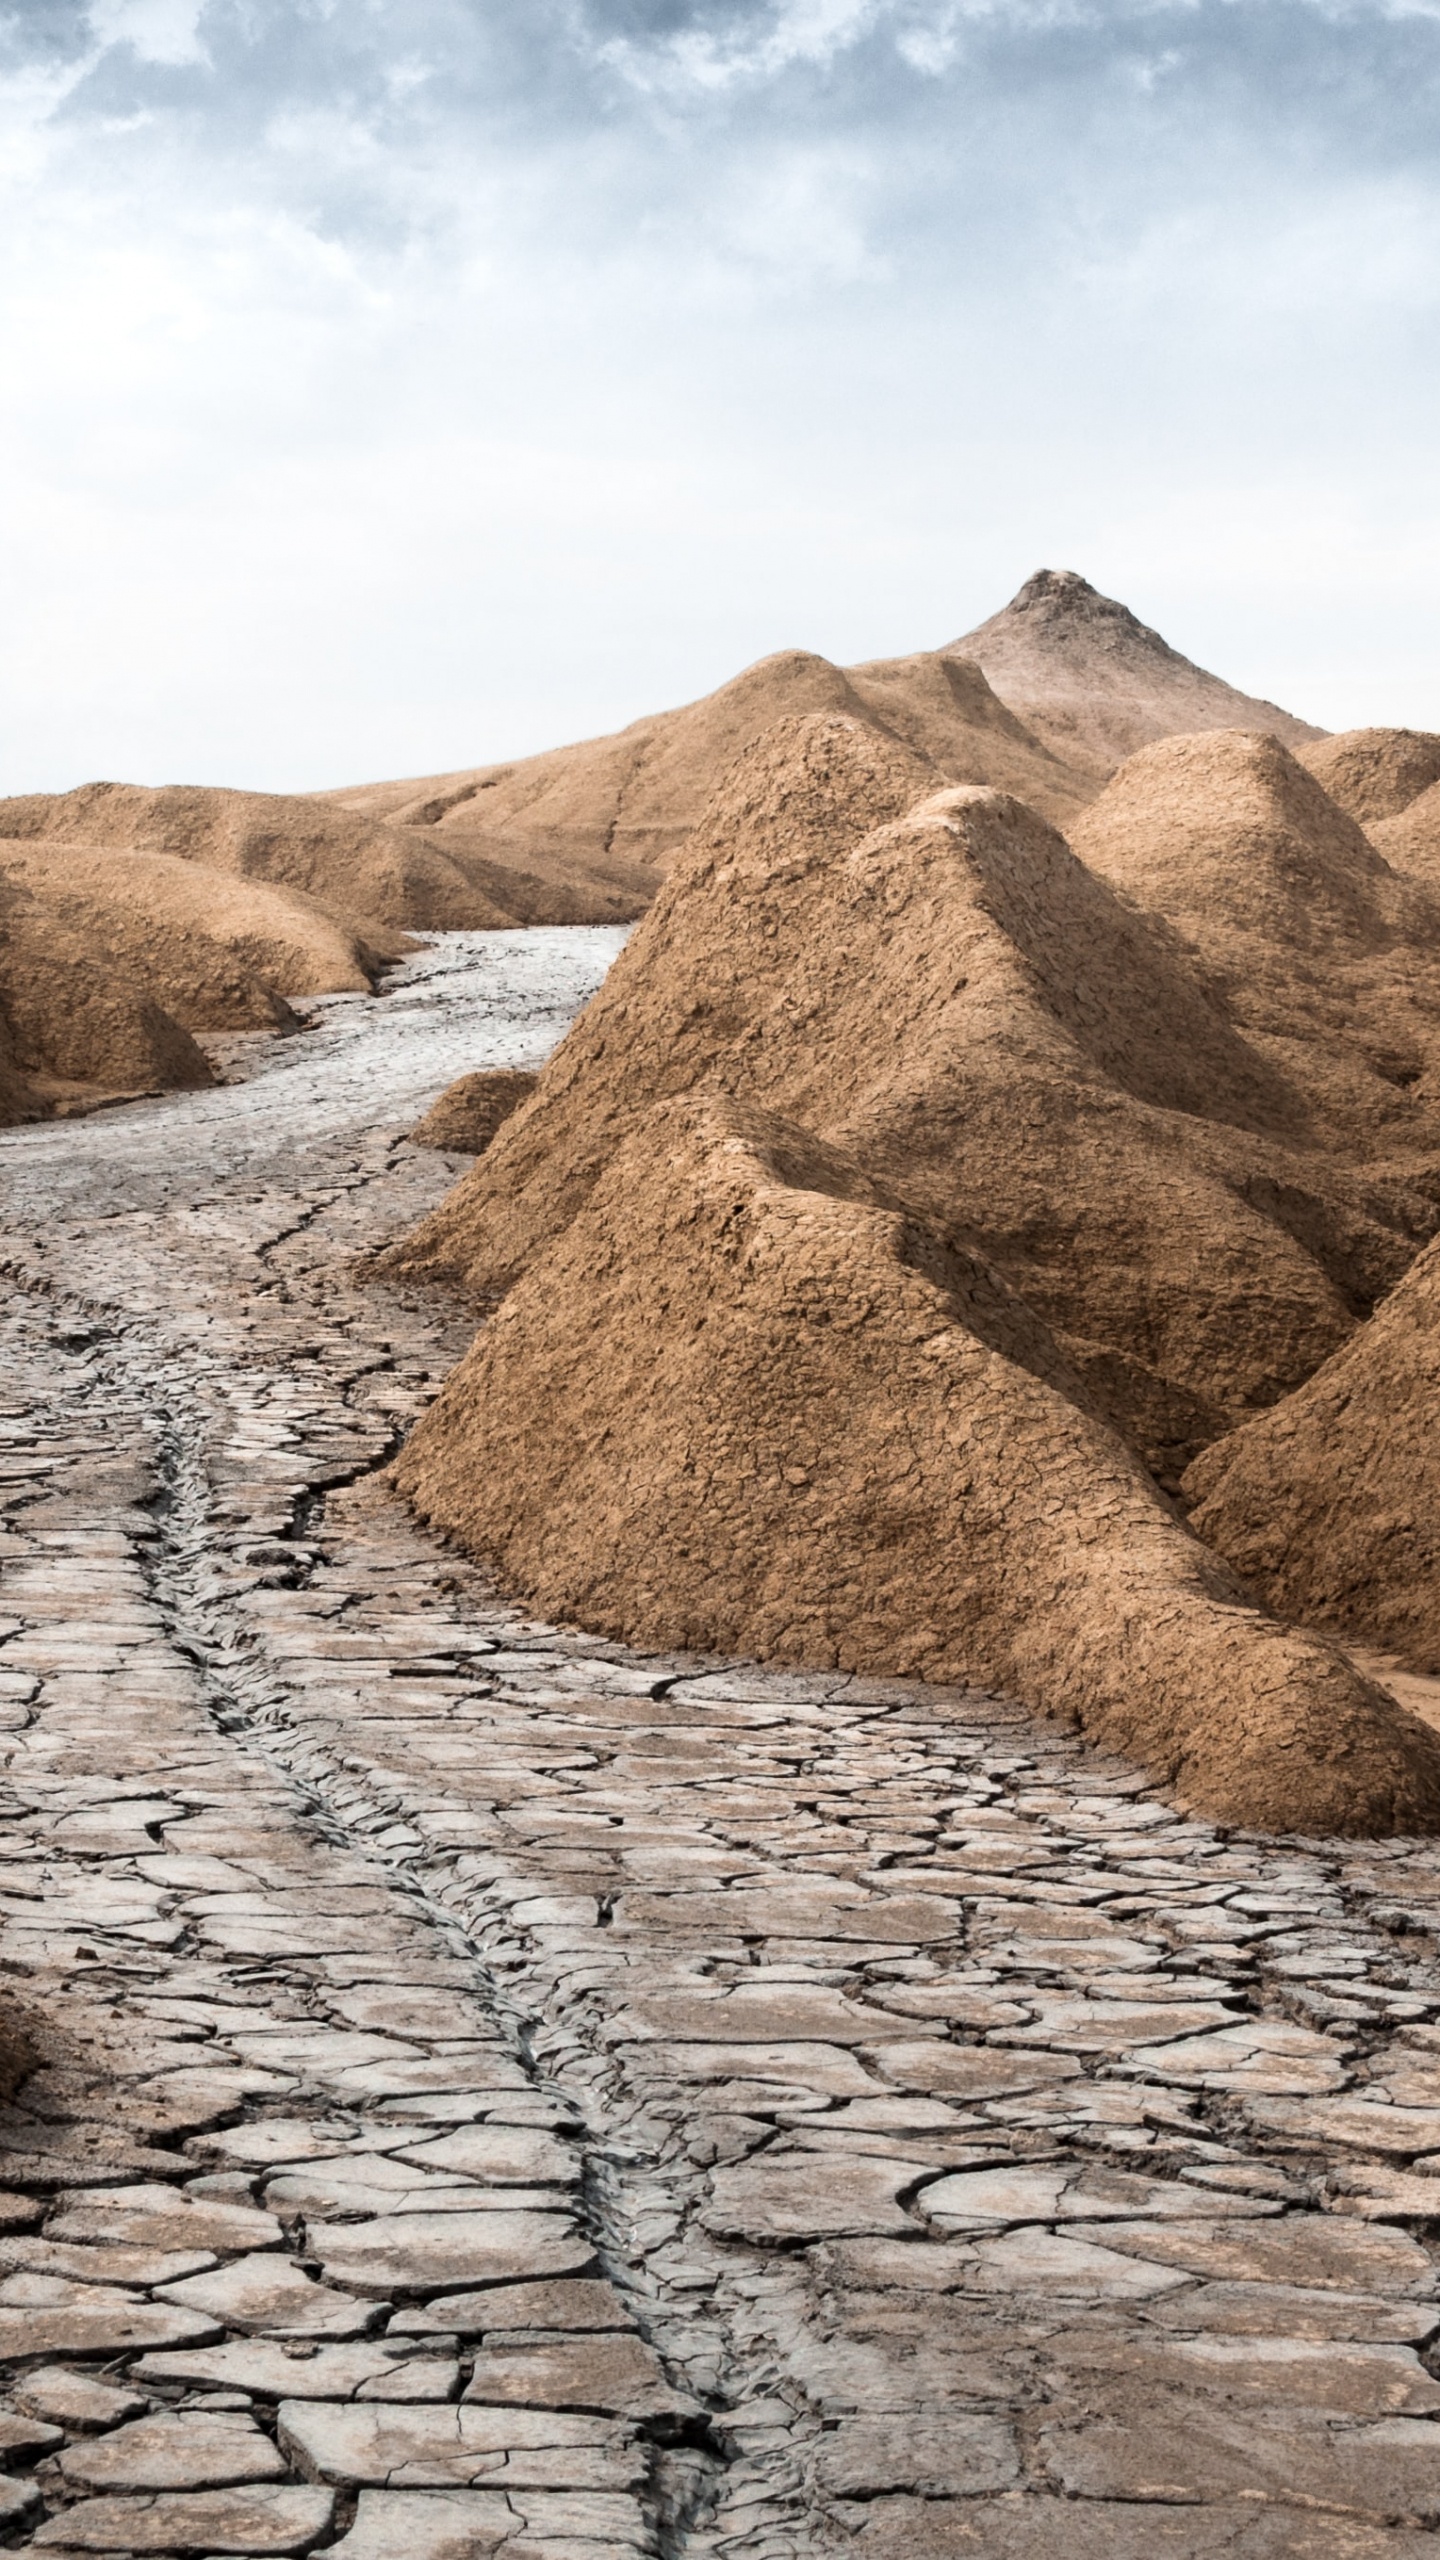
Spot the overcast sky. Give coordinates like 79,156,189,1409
2,0,1438,791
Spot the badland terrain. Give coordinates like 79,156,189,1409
7,568,1440,1835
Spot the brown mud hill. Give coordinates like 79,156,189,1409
1370,782,1440,897
0,840,391,1034
326,636,1094,895
1298,726,1440,827
0,871,214,1121
393,1093,1440,1835
0,831,402,1127
411,1069,539,1154
1067,729,1440,1151
1185,1234,1440,1677
951,570,1323,779
377,715,1438,1502
0,781,530,937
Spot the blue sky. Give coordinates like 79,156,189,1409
2,0,1438,789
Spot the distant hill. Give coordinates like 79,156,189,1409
0,571,1325,1125
949,569,1324,777
323,644,1092,896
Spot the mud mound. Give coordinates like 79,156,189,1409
328,638,1092,895
0,841,386,1031
0,873,213,1121
377,715,1432,1495
1186,1234,1440,1675
0,781,516,937
394,1095,1440,1835
1371,780,1440,896
1298,727,1440,827
1067,730,1440,1150
412,1069,539,1153
951,570,1323,778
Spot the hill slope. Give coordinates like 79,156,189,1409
950,571,1324,777
379,716,1440,1478
0,783,521,937
395,1089,1440,1834
1297,727,1440,827
379,712,1440,1830
325,642,1094,895
0,839,401,1122
0,872,214,1118
1186,1235,1440,1675
1067,729,1440,1153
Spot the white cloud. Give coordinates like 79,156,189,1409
1,0,1439,791
85,0,209,67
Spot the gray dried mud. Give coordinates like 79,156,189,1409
4,930,1440,2558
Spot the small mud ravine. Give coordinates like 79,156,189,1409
5,935,1440,2560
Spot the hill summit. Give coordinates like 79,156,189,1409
950,569,1323,776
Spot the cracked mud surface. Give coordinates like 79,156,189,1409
5,932,1440,2557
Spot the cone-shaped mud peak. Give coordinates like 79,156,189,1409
951,568,1189,665
949,570,1323,774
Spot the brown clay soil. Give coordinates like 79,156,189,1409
0,838,401,1123
0,868,216,1119
324,619,1096,891
0,567,1324,1131
950,569,1323,778
411,1065,539,1152
380,717,1440,1474
1297,725,1440,826
1371,780,1440,896
0,776,656,1124
1065,728,1440,1150
1186,1233,1440,1677
0,780,527,936
383,711,1440,1831
393,1086,1440,1837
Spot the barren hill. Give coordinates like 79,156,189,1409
0,841,390,1026
1,571,1324,1129
380,716,1440,1476
0,782,525,937
1067,729,1440,1152
325,642,1094,895
1298,727,1440,827
1369,784,1440,898
333,573,1318,887
1186,1234,1440,1675
0,870,214,1120
380,712,1440,1828
0,838,401,1123
395,1089,1440,1834
950,570,1324,777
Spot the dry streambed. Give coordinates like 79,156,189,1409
1,934,1440,2558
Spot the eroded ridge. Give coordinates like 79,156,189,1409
4,938,1440,2558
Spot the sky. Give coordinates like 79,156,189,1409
2,0,1439,793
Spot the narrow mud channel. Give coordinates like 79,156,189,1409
5,930,1440,2560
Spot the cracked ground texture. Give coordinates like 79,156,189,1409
3,935,1440,2558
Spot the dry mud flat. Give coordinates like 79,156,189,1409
6,938,1440,2556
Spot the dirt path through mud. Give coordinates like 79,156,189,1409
5,931,1440,2560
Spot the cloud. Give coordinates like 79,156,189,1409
1,0,1439,790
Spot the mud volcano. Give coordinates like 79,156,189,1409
384,710,1440,1835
